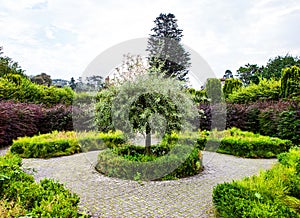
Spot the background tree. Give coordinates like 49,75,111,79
69,77,76,90
262,54,300,80
223,70,233,79
31,73,52,86
236,63,261,86
146,13,191,82
0,46,26,78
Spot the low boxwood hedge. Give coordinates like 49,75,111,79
96,135,204,181
10,130,125,158
206,128,293,158
0,153,88,217
212,147,300,217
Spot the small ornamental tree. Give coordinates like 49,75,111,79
146,13,191,82
112,74,198,154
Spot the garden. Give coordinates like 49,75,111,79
1,13,300,217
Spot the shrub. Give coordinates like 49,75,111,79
39,104,74,134
278,101,300,145
204,128,293,158
0,101,42,147
96,133,204,180
281,66,300,99
0,74,74,106
10,130,125,158
227,78,281,104
206,78,224,104
0,153,86,217
222,78,242,99
96,145,203,181
0,102,75,147
213,147,300,217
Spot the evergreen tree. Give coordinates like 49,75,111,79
146,13,191,82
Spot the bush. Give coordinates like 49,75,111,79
223,78,242,99
281,66,300,99
0,74,74,106
213,147,300,217
39,104,74,134
0,101,42,147
0,102,75,147
205,128,293,158
10,130,125,158
96,133,203,181
227,78,281,104
0,153,86,217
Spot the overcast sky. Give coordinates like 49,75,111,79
0,0,299,87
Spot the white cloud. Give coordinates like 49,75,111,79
0,0,299,82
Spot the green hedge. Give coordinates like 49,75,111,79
96,135,203,181
10,130,125,158
0,74,74,106
227,79,281,104
205,128,293,158
213,147,300,217
0,153,87,217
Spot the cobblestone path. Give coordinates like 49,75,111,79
19,151,276,218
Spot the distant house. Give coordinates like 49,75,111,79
52,79,69,88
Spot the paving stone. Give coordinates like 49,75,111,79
0,146,277,218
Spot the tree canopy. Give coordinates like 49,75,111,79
146,13,191,82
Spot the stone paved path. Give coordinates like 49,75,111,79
18,150,277,218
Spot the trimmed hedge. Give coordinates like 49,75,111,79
213,147,300,217
0,102,74,147
96,143,203,181
96,133,204,180
0,153,87,217
10,130,125,158
207,128,293,158
198,100,300,145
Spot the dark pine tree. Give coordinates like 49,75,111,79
146,13,191,82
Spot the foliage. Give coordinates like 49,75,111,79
147,13,191,82
10,130,125,158
227,78,281,104
216,129,293,158
263,54,300,80
0,101,42,147
223,69,233,79
222,78,242,99
111,54,148,85
0,153,87,217
0,74,74,106
0,46,27,78
186,88,209,104
96,140,203,181
95,87,117,132
31,72,52,86
213,147,300,217
0,102,75,147
111,74,198,149
206,78,224,104
280,66,300,99
277,101,300,145
236,63,262,86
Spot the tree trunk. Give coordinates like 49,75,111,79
145,123,151,155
